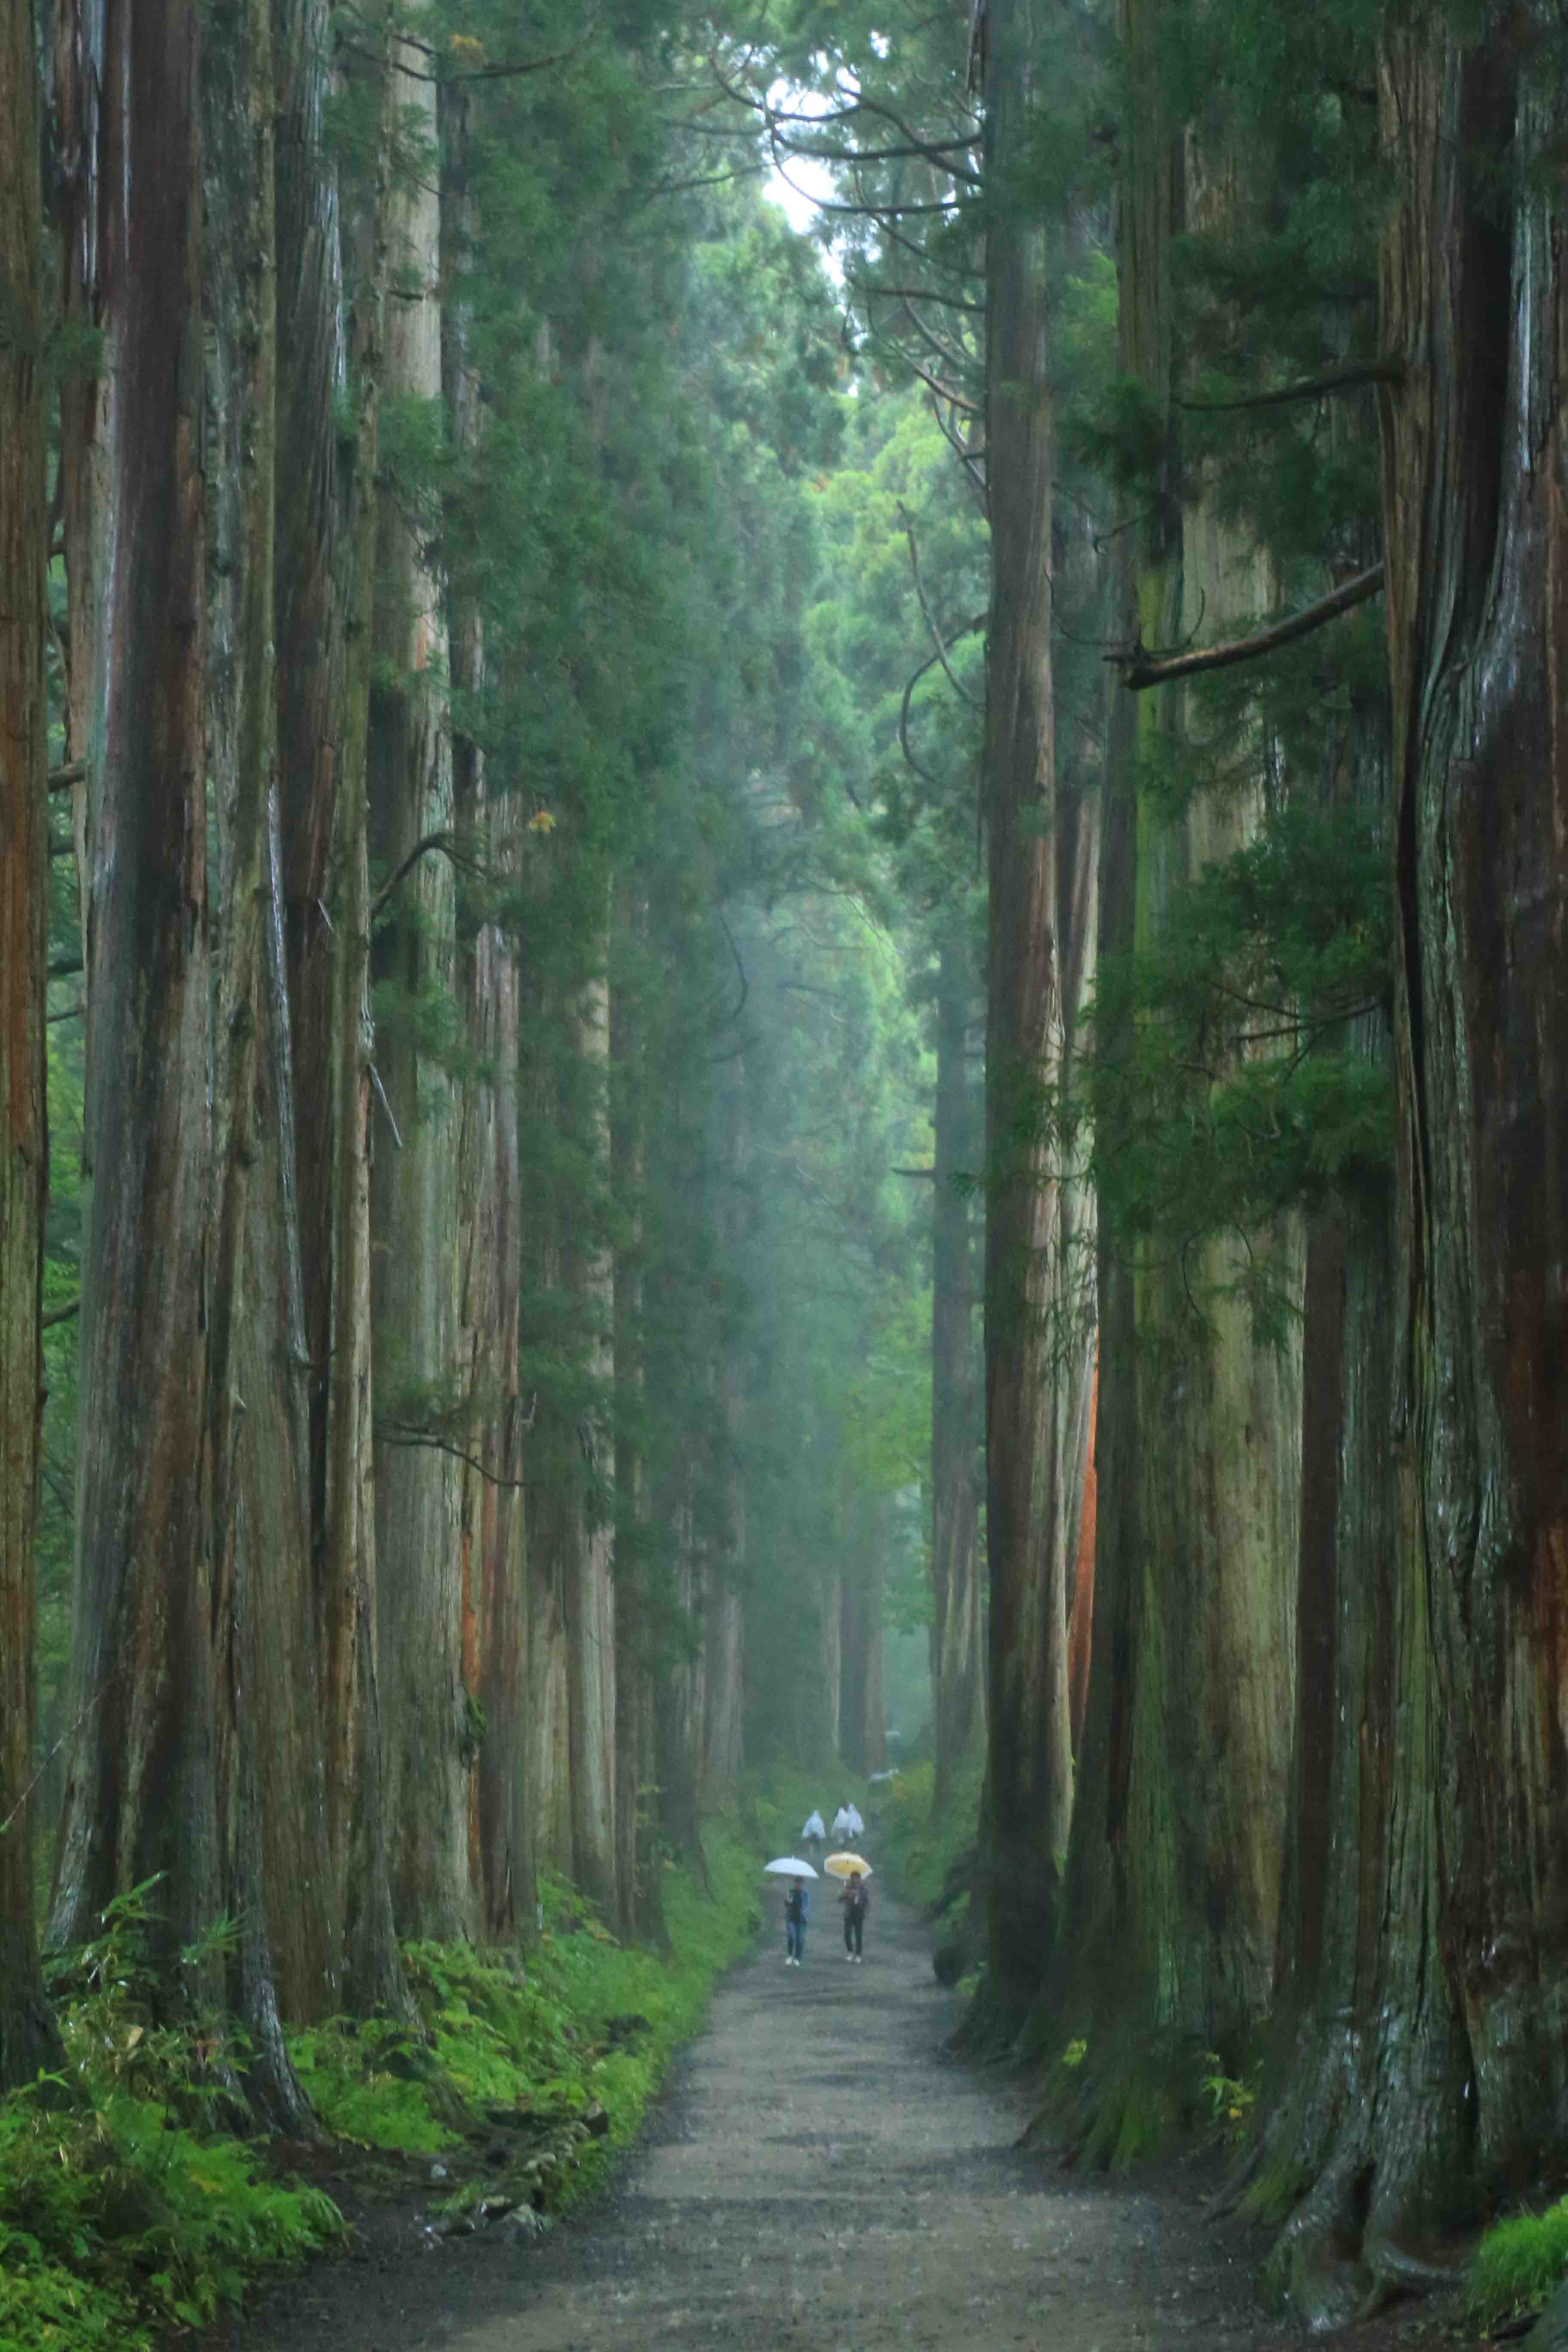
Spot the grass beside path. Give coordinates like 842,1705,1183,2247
0,1819,762,2352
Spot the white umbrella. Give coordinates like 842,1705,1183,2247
763,1856,819,1879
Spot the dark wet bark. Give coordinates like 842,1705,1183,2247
443,90,533,1947
49,0,219,1995
52,0,101,1108
1253,15,1568,2306
561,958,619,1917
274,0,347,1629
652,1469,704,1868
0,0,64,2089
330,23,411,2018
931,926,983,1815
1050,0,1300,2108
610,893,668,1945
521,958,574,1883
201,0,332,2088
1244,1190,1400,2326
980,0,1075,2017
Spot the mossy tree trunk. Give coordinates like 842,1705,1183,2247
1253,14,1568,2309
1055,0,1300,2119
0,0,63,2089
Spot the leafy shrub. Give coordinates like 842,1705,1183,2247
874,1752,984,1911
0,1882,343,2351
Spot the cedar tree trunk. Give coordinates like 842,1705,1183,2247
0,0,63,2086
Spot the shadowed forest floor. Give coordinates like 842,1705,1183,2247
210,1889,1493,2352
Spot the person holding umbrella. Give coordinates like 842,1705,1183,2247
784,1876,809,1967
763,1856,818,1967
839,1868,870,1963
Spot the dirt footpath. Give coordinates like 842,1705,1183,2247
224,1887,1476,2352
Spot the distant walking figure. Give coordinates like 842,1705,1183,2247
784,1878,808,1967
831,1799,854,1841
840,1869,869,1963
802,1808,826,1862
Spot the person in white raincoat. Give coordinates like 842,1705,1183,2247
802,1808,826,1860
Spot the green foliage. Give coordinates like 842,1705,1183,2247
873,1753,984,1913
1197,2051,1261,2148
1081,792,1391,1318
292,1820,761,2205
0,1886,344,2352
1,1821,764,2348
1471,2200,1568,2330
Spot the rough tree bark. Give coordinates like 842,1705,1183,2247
1249,13,1568,2311
980,0,1090,2020
274,0,347,1654
610,888,668,1943
1049,2,1303,2143
328,21,411,2015
930,923,983,1815
443,84,533,1945
368,20,470,1942
201,0,332,2089
0,0,64,2086
561,952,619,1917
701,1076,747,1808
52,0,102,1097
49,0,220,1995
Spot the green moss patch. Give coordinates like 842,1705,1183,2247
1470,2199,1568,2330
0,1818,763,2351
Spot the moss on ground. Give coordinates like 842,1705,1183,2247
1470,2198,1568,2330
0,1816,764,2352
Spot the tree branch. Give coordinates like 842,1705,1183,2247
375,1422,529,1490
1175,361,1400,413
1110,564,1384,691
370,828,476,921
900,614,987,791
898,504,981,709
48,758,85,793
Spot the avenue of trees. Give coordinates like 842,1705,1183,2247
5,0,1568,2327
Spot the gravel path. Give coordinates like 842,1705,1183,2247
224,1883,1321,2352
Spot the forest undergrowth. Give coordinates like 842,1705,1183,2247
0,1817,763,2352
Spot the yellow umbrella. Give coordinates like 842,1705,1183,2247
824,1851,873,1879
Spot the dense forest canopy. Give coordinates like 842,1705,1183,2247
5,0,1568,2331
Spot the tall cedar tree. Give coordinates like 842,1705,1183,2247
0,0,62,2092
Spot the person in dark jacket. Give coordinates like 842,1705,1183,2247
839,1870,869,1962
784,1877,808,1966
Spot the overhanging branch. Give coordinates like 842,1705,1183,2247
1109,564,1384,691
1175,361,1400,413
